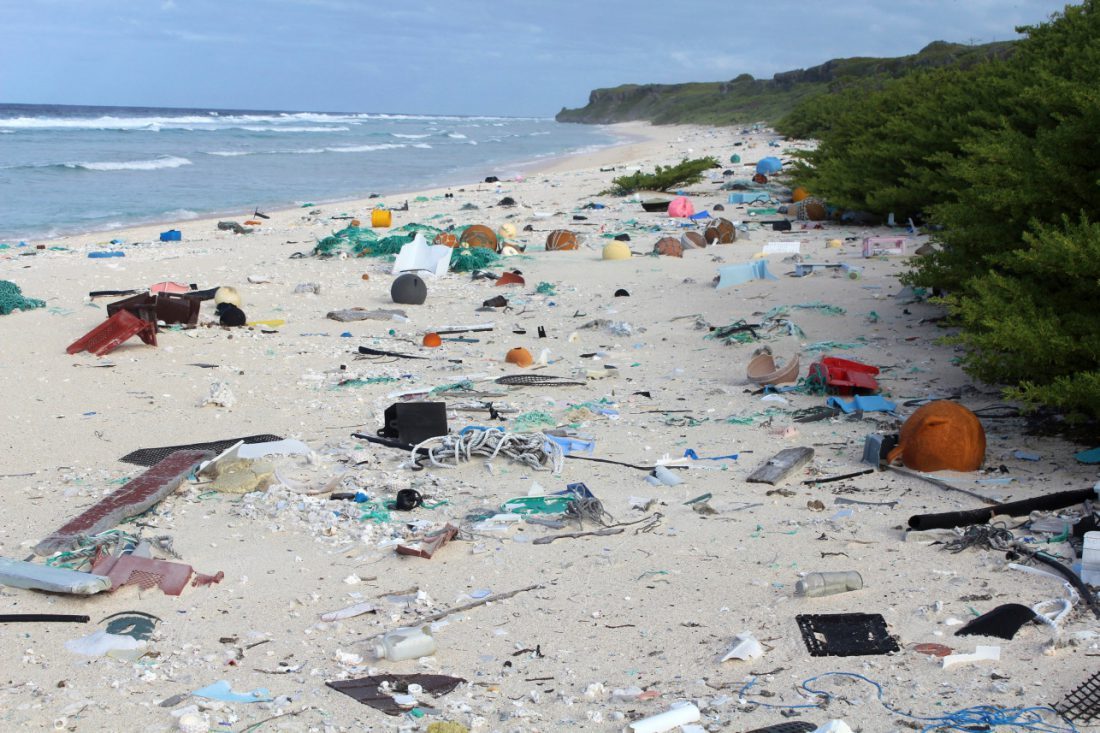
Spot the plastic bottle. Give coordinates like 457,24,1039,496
795,571,863,597
1082,531,1100,585
373,625,436,661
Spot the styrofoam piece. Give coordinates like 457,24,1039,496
942,645,1001,669
721,631,763,661
236,439,311,460
65,630,147,657
0,557,111,595
763,241,801,255
628,702,701,733
392,232,452,278
320,601,377,622
1081,531,1100,584
813,722,854,733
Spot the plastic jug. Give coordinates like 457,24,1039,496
796,571,863,597
373,624,436,661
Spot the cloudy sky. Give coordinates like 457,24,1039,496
0,0,1073,116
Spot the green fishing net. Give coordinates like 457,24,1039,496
449,246,500,272
0,280,45,315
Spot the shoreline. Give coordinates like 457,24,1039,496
19,122,657,248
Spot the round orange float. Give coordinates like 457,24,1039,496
496,271,526,286
653,237,683,258
422,332,442,348
791,187,810,203
887,400,986,472
545,230,578,251
460,224,498,251
505,347,533,367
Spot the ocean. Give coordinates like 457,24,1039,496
0,103,617,242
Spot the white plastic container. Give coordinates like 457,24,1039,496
373,625,436,661
1081,531,1100,585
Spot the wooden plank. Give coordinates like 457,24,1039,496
747,447,815,485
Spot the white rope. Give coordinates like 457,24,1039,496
410,430,564,473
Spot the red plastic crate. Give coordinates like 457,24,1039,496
67,309,156,357
809,356,880,395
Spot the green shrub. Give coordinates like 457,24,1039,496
605,157,719,195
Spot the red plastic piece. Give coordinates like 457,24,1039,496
91,553,193,596
809,357,880,396
34,449,212,555
67,309,156,357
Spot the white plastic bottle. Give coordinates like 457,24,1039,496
373,625,436,661
796,571,864,597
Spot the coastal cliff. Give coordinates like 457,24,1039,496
556,40,1014,125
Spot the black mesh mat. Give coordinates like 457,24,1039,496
119,434,283,467
495,374,585,386
796,613,900,657
1056,670,1100,723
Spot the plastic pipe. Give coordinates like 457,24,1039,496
629,703,701,733
908,486,1097,531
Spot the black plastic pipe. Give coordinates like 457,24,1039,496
908,487,1096,531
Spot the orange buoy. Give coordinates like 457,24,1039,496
545,230,578,251
792,187,810,203
371,209,392,228
350,219,361,228
887,401,986,472
422,332,442,348
653,237,683,258
460,224,498,251
361,273,370,281
496,271,525,286
505,347,533,367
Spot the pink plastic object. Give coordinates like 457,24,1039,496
862,236,909,257
91,553,193,596
667,196,694,218
809,357,880,395
66,309,156,356
150,281,191,294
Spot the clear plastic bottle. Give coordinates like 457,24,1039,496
796,571,863,597
1082,531,1100,585
373,625,436,661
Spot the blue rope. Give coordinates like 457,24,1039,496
738,672,1077,732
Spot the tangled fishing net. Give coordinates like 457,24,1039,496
0,280,45,315
411,429,563,473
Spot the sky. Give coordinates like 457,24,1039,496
0,0,1074,117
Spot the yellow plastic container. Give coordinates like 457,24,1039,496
371,209,392,228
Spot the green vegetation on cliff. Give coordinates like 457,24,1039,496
556,41,1014,126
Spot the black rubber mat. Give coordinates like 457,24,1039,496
796,613,900,657
119,434,283,467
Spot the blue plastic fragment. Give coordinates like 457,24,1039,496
88,251,124,258
192,680,272,703
683,448,738,461
1013,450,1041,461
827,395,897,414
1075,447,1100,464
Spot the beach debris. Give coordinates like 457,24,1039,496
192,680,273,703
327,307,408,322
796,571,863,597
628,701,701,732
216,221,252,234
0,280,46,315
721,631,764,661
391,272,428,304
941,645,1001,669
34,450,211,556
797,613,900,656
67,309,157,356
396,523,459,559
327,674,465,715
886,400,986,472
0,557,111,595
747,447,814,485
